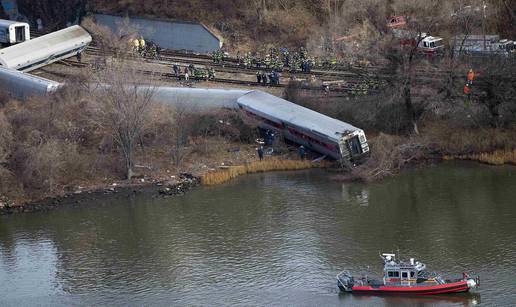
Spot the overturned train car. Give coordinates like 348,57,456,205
236,91,369,162
0,66,60,99
0,25,91,72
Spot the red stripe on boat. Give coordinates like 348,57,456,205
352,281,470,295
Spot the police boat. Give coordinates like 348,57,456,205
337,253,479,295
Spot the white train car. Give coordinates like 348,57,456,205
0,19,30,45
236,91,369,162
0,25,91,72
0,66,60,99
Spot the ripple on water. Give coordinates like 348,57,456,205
0,165,515,305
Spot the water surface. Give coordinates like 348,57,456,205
1,162,515,306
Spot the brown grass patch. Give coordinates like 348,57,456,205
201,159,320,185
444,149,516,166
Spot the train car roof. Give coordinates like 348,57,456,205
0,66,61,99
237,91,361,141
0,19,29,27
0,66,61,85
0,25,91,69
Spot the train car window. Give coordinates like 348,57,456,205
15,27,25,42
347,136,362,156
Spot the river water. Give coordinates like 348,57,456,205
0,162,515,306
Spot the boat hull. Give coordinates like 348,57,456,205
350,281,470,295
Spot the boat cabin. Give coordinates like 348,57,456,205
381,253,426,284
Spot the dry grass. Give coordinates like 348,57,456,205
201,159,320,185
444,149,516,166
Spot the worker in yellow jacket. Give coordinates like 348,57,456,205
133,38,140,53
139,37,146,53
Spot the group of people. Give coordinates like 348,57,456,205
256,70,281,85
172,64,215,81
131,37,160,58
255,130,306,161
256,144,306,161
235,47,339,73
211,50,226,64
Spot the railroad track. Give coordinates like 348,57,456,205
59,57,384,95
31,29,473,95
29,29,479,81
84,46,380,82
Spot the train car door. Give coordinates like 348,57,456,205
15,26,25,42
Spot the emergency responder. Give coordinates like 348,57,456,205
261,72,268,85
208,68,216,80
257,146,264,161
298,146,306,160
463,84,470,95
236,51,242,66
467,69,475,85
173,64,180,80
139,37,146,54
133,38,140,53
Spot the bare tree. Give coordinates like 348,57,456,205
91,59,157,179
169,103,196,169
0,111,12,171
381,1,443,135
470,56,516,128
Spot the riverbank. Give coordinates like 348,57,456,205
0,156,322,215
444,149,516,166
2,133,516,215
0,173,200,215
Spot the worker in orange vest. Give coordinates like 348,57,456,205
463,84,470,95
467,69,475,85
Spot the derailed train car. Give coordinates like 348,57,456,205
236,91,369,162
0,19,30,45
0,66,60,99
0,25,91,72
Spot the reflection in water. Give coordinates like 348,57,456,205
343,292,482,306
0,162,515,306
341,184,370,207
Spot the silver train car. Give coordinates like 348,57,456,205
0,19,30,45
236,91,369,162
0,66,61,99
0,25,91,72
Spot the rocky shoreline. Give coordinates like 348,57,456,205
0,173,200,215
